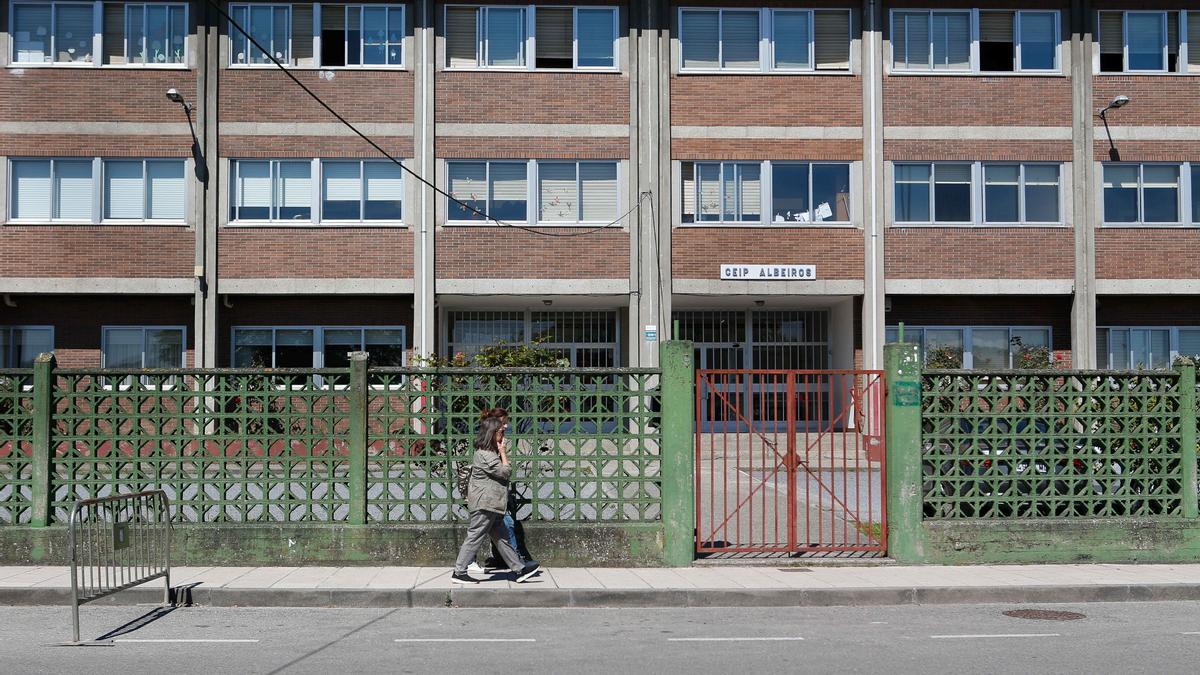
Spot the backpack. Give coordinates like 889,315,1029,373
455,460,472,500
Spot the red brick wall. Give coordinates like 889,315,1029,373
886,228,1074,278
435,73,629,125
1,295,195,367
220,70,414,123
0,136,193,157
218,136,414,157
671,76,862,127
0,69,199,122
1096,230,1200,279
1093,78,1200,128
217,295,415,366
672,139,860,160
672,228,863,279
886,294,1073,351
436,228,629,278
884,140,1073,162
884,77,1072,127
219,229,414,278
1,226,195,277
1091,140,1200,162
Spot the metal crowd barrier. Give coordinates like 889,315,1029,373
68,490,172,644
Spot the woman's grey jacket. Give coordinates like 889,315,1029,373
466,449,510,514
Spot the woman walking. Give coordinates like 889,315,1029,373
452,415,541,584
467,408,538,575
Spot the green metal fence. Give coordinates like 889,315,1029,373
0,356,662,527
921,369,1191,519
0,370,35,525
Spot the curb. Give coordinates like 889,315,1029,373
5,584,1200,609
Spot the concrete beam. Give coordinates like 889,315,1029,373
219,279,416,294
884,126,1073,140
0,278,194,294
220,122,414,136
885,279,1074,295
671,126,862,139
436,279,630,295
673,279,865,295
0,122,191,135
1097,280,1200,295
1107,126,1200,141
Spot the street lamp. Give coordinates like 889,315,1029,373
166,88,208,185
1098,95,1130,161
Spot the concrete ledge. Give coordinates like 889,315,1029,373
921,518,1200,565
1097,279,1200,295
220,278,415,294
0,277,194,294
885,279,1074,295
9,583,1200,609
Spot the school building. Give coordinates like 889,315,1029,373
2,1,1199,372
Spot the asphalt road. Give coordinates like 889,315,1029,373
4,601,1198,674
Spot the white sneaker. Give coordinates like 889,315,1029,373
466,562,485,574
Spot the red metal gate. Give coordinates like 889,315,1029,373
695,370,887,555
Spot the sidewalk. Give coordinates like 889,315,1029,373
3,564,1200,609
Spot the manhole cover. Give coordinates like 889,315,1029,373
1003,609,1086,621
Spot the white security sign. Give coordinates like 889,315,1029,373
720,265,817,280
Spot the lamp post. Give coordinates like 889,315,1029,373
166,88,208,185
1098,95,1130,162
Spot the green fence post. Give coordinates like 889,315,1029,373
30,352,56,528
884,342,925,563
1178,362,1198,519
348,351,369,525
659,340,695,567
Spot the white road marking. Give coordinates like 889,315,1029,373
1182,632,1200,635
870,622,888,625
930,633,1060,640
115,634,260,638
668,637,804,642
393,634,535,638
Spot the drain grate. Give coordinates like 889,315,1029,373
1003,609,1086,621
775,568,812,573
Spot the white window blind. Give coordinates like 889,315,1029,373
539,163,577,222
932,12,970,70
740,164,761,218
682,10,719,69
536,7,572,67
238,161,272,211
103,328,144,368
54,160,93,220
1191,13,1200,71
104,161,145,220
722,11,760,69
13,4,53,63
489,162,527,202
446,7,478,67
364,163,403,203
681,162,696,221
323,162,361,202
580,163,617,222
449,162,486,200
11,161,52,220
147,160,185,220
894,11,930,69
814,10,850,70
697,164,721,220
773,11,810,69
277,162,311,216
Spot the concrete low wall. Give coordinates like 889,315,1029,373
0,522,666,567
920,518,1200,565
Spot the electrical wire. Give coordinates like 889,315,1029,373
209,0,644,238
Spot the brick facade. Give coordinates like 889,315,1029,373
672,228,863,279
886,228,1075,279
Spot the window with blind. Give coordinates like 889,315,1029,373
681,161,761,223
1102,163,1187,225
536,161,618,223
682,160,851,226
321,160,403,221
1098,10,1200,73
231,159,310,222
894,161,1064,226
318,5,404,67
681,8,851,73
894,9,1060,73
1095,326,1200,369
229,159,403,224
103,159,186,221
0,327,54,369
445,5,616,70
446,161,527,222
12,1,189,66
8,157,186,224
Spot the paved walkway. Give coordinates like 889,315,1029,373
3,564,1200,608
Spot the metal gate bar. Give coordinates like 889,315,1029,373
695,370,886,556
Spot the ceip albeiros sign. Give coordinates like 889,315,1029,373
720,264,817,280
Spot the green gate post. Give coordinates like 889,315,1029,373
30,352,56,528
1178,362,1198,519
884,342,925,563
348,351,369,525
659,340,695,567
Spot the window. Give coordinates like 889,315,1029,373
102,326,186,368
770,163,850,223
103,159,186,221
894,162,1062,226
537,161,618,223
445,5,616,70
321,160,404,221
893,9,1061,73
10,2,189,66
230,3,295,65
681,162,760,223
1098,10,1200,73
887,326,1052,369
319,4,404,67
679,8,850,73
232,326,407,368
1095,327,1200,369
231,160,311,222
446,310,618,366
447,161,527,222
1102,164,1182,225
0,327,53,368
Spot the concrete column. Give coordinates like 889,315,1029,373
861,0,886,371
1071,0,1098,368
195,1,220,367
412,0,436,358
